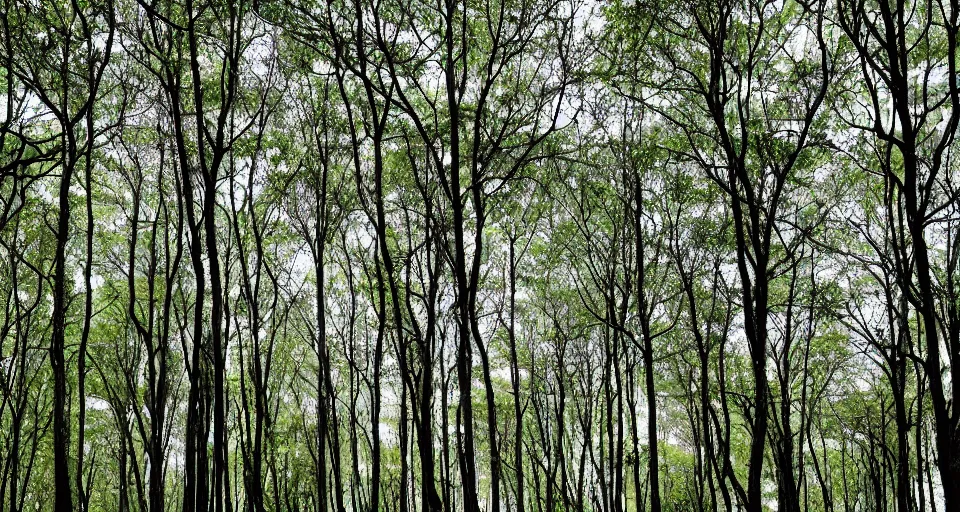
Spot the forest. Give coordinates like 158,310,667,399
1,0,959,510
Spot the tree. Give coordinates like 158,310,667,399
1,0,958,510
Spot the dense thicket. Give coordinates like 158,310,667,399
0,0,957,510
